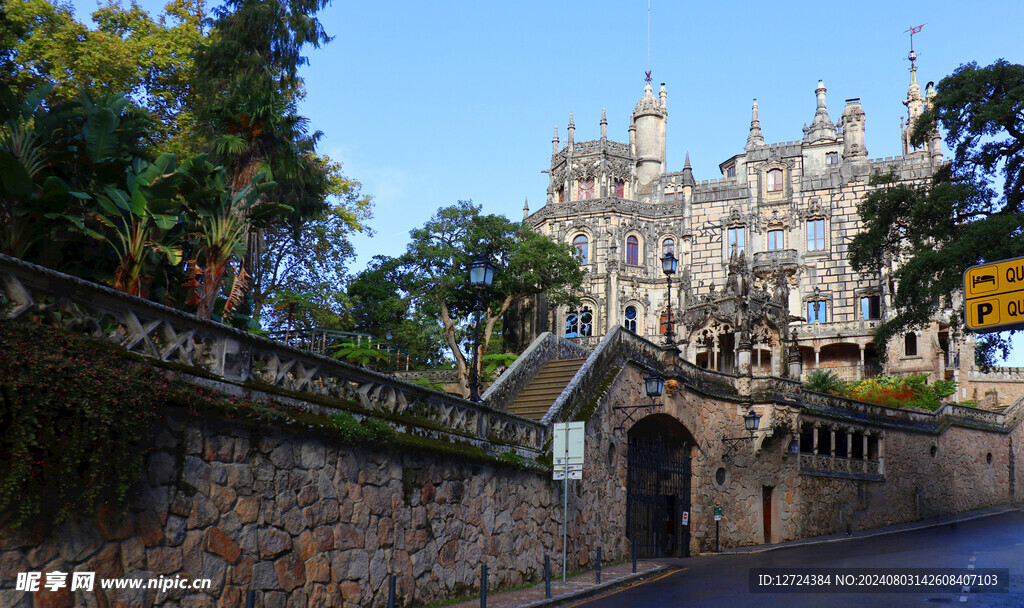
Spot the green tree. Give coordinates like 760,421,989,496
1,0,209,156
398,201,585,396
251,158,373,329
850,60,1024,359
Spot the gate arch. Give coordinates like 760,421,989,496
626,414,695,558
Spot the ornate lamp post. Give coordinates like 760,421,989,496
613,369,664,430
722,409,762,459
661,251,678,346
467,256,495,402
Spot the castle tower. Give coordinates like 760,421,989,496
632,79,667,189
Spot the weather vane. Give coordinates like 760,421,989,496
905,24,924,69
645,70,652,84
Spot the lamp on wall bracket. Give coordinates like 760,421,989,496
614,370,664,431
721,409,762,460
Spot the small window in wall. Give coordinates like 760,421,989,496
905,333,917,356
662,238,675,257
572,234,588,264
767,168,783,192
826,151,838,165
578,178,595,199
726,165,737,178
665,191,676,201
807,218,825,252
624,306,638,332
566,308,593,338
807,300,827,323
767,229,784,250
612,179,625,198
860,295,881,320
557,188,565,203
626,235,639,265
727,226,746,256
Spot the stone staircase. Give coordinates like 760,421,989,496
507,358,586,420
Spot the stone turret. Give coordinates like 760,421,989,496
746,99,765,150
925,81,943,164
567,112,575,150
804,81,837,143
552,126,559,155
902,49,925,155
633,80,667,189
600,108,607,140
841,98,867,159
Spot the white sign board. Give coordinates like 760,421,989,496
681,511,690,526
552,421,585,480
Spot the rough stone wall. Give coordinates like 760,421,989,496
0,411,574,608
582,364,1019,555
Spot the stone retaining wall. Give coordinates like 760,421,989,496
0,410,577,608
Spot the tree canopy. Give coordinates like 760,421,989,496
849,59,1024,362
390,201,585,395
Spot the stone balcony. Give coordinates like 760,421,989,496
752,249,799,277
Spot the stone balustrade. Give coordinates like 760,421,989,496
0,254,546,454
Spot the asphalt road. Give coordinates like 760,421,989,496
572,510,1024,608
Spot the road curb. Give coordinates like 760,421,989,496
513,565,670,608
698,504,1023,556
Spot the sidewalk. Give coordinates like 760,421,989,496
439,561,668,608
438,503,1021,608
702,503,1022,555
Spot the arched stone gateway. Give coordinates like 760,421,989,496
627,413,695,558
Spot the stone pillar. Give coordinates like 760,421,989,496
862,434,869,474
711,336,720,372
814,347,820,370
878,433,886,474
737,336,753,396
858,345,866,381
830,428,836,458
788,343,803,380
846,430,853,471
812,425,819,455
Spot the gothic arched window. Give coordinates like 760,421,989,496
662,238,675,257
579,178,595,199
626,235,639,265
767,168,783,193
612,179,625,198
905,333,918,356
624,306,638,332
566,307,593,338
572,234,588,264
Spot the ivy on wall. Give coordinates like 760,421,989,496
0,320,163,530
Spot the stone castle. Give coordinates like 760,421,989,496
513,53,1021,408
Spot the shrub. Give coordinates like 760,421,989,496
804,370,848,395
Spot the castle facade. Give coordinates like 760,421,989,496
517,57,985,395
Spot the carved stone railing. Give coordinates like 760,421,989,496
484,332,591,413
800,453,881,478
675,358,740,400
795,318,881,338
752,249,799,274
0,254,546,454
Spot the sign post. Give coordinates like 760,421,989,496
552,421,585,583
714,507,722,552
964,257,1024,333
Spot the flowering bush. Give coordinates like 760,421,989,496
0,320,163,530
804,371,958,411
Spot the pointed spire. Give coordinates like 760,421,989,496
567,112,575,146
523,197,529,220
659,82,667,110
552,126,559,155
681,151,695,186
746,99,765,150
600,107,607,139
804,80,837,142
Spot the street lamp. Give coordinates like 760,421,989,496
722,409,762,460
661,251,678,347
467,256,495,402
613,369,666,430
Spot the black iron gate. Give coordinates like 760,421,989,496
626,435,692,558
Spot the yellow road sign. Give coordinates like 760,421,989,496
964,256,1024,332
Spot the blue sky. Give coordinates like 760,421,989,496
73,0,1024,359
